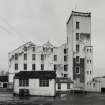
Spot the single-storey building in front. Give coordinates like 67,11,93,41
56,77,73,94
13,71,56,96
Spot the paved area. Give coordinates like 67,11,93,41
0,93,105,105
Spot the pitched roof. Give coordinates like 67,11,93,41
43,41,54,48
14,71,56,79
0,76,8,82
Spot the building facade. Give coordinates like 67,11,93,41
8,41,68,85
8,11,93,91
67,11,93,90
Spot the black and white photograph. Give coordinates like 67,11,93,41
0,0,105,105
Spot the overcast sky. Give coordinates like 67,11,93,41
0,0,104,77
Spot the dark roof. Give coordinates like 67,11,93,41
14,71,56,79
0,76,8,82
56,77,73,83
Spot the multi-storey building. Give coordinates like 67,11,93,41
8,41,68,85
8,11,93,91
67,11,93,90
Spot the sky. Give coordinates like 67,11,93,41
0,0,104,77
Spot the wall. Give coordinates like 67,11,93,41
14,78,55,96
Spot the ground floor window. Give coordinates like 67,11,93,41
39,79,49,87
67,83,70,89
58,83,61,89
19,79,29,87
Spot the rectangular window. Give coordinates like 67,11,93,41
24,64,27,70
76,21,79,29
64,74,68,77
41,64,44,70
24,53,27,60
76,33,79,40
64,56,67,61
39,79,49,87
15,53,18,60
75,66,79,73
76,56,79,62
41,54,44,61
58,83,61,89
67,83,70,89
24,47,27,52
32,54,36,60
64,49,67,54
54,55,57,61
15,64,18,70
51,48,53,52
76,45,79,52
32,47,35,52
54,64,57,71
19,79,29,87
32,64,35,70
64,65,68,71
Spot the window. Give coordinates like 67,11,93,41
43,47,45,52
24,64,27,70
24,47,27,52
64,49,67,54
54,64,57,71
41,64,44,70
76,45,79,52
76,33,79,40
90,60,91,63
15,64,18,70
32,64,35,70
64,56,67,61
64,65,68,71
67,83,70,89
41,54,44,61
15,53,18,60
58,83,61,89
76,56,79,62
76,21,80,29
75,66,79,73
64,74,68,77
87,71,89,75
24,53,27,60
51,48,53,52
87,49,89,52
90,71,91,74
93,83,95,87
39,79,49,87
32,47,35,52
19,79,29,87
54,55,57,61
87,59,89,63
32,54,36,60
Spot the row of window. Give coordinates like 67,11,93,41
87,71,92,75
15,54,68,62
19,79,71,89
57,83,70,89
15,64,68,71
54,64,68,71
19,79,49,87
87,59,92,64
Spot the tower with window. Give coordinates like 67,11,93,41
67,11,93,90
